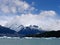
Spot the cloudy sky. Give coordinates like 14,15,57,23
0,0,60,30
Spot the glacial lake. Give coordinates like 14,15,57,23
0,37,60,45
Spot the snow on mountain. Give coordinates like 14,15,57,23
18,25,45,36
5,16,43,32
5,16,24,32
4,16,46,36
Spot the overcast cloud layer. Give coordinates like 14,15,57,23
0,0,60,31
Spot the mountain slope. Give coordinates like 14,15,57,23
0,25,18,37
18,26,45,37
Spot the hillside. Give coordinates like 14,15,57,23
26,30,60,38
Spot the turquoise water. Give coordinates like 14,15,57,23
0,38,60,45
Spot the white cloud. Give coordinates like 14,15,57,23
0,0,35,26
40,10,56,17
6,10,60,31
0,0,35,14
0,20,7,26
1,5,10,13
0,15,16,26
10,6,16,13
0,0,60,31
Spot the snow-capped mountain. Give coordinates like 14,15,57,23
18,26,45,36
6,22,45,36
5,17,43,32
5,16,42,32
6,22,43,32
5,17,45,36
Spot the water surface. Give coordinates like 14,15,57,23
0,37,60,45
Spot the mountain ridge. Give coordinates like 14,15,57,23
0,25,60,38
0,25,45,37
